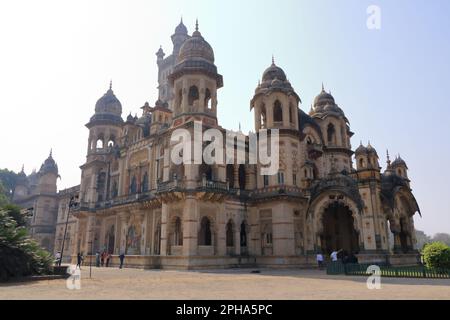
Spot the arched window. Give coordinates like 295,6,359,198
260,104,267,128
289,104,295,124
130,175,137,194
359,158,365,168
277,171,285,184
108,136,115,148
327,123,335,144
141,172,149,193
174,217,183,246
226,220,234,247
111,181,118,198
263,175,269,187
188,85,199,106
240,222,248,247
198,217,212,246
96,138,104,149
204,88,211,109
200,163,213,181
274,100,283,122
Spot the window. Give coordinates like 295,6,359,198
277,172,285,185
266,233,273,245
327,123,335,144
226,220,234,247
141,172,149,193
274,100,283,122
293,173,297,186
240,221,247,247
130,175,137,194
198,217,212,246
205,88,211,108
263,175,269,187
188,85,199,106
174,217,183,246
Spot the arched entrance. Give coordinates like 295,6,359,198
320,202,359,255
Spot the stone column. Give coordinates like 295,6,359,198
234,228,241,256
272,203,295,256
160,203,169,256
182,197,198,256
119,213,129,254
233,165,239,189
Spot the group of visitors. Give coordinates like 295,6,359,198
95,251,113,267
316,249,359,269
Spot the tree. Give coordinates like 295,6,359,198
0,169,18,200
415,229,431,251
0,181,9,207
422,242,450,269
432,233,450,247
0,209,52,281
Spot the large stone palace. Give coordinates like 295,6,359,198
13,19,421,268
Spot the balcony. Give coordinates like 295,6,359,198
307,143,323,159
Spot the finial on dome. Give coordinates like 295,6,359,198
321,82,325,92
195,19,199,32
49,148,53,158
109,80,112,90
21,164,25,173
386,149,391,164
180,16,183,24
272,54,275,66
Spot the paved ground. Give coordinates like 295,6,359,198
1,266,449,300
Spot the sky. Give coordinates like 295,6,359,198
0,0,449,235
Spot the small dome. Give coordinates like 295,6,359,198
39,151,58,175
175,19,188,35
314,89,335,107
95,86,122,116
16,168,28,186
262,63,287,82
355,143,368,155
366,143,378,157
391,156,407,168
177,23,214,64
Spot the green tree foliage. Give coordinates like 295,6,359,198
422,242,450,269
0,209,52,281
2,204,27,227
0,182,9,207
0,169,18,200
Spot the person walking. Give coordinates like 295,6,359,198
76,252,83,269
316,252,324,269
119,252,125,269
330,249,342,262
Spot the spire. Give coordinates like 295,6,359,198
239,122,242,132
195,18,199,32
386,149,391,166
321,82,325,92
49,148,53,158
109,80,112,90
21,164,25,173
180,16,183,24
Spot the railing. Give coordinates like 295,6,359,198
326,262,450,279
201,179,228,192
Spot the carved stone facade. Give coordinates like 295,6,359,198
15,20,421,268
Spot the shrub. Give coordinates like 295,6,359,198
422,242,450,269
0,210,53,281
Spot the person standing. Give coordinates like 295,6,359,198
55,251,61,265
119,252,125,269
95,251,100,267
101,251,106,267
316,252,324,269
76,252,83,269
106,253,111,267
330,249,342,262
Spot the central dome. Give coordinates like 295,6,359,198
95,87,122,116
177,23,214,63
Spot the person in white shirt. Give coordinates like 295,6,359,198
330,249,342,262
316,253,324,269
55,251,61,265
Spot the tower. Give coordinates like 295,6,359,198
81,82,124,203
251,57,300,132
168,20,223,126
310,85,353,174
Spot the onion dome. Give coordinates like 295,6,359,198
251,56,301,107
366,142,378,157
174,18,188,35
262,58,287,82
391,155,408,169
170,20,222,87
355,142,368,156
310,84,347,120
16,166,28,186
126,113,135,123
39,150,59,176
177,21,215,64
88,82,124,126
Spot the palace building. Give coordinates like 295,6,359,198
14,20,421,268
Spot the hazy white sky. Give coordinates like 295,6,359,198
1,0,449,235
